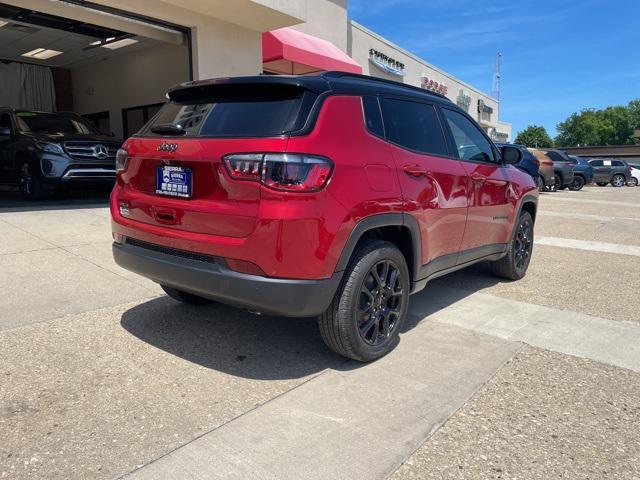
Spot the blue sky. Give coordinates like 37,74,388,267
348,0,640,138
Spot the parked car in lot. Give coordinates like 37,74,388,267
588,158,632,187
494,142,540,186
528,148,556,191
0,108,121,199
626,162,639,186
541,149,575,190
110,72,538,362
567,155,594,190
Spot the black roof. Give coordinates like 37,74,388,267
167,71,453,106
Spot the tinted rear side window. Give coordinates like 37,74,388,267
142,84,316,137
362,96,384,137
380,98,448,156
589,160,603,166
545,151,565,162
612,160,624,167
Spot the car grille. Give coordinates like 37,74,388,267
64,142,119,161
124,237,225,265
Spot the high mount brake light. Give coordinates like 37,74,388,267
223,153,333,192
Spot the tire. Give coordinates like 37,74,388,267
491,211,534,281
318,239,409,362
19,161,51,200
596,182,608,187
161,285,215,305
628,177,639,187
569,175,585,191
536,175,544,192
553,174,563,191
611,174,626,187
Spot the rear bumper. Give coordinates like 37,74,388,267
112,239,341,317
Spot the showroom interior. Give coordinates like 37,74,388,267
0,2,191,141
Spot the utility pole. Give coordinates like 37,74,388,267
491,53,502,101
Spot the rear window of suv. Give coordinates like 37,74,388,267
141,84,317,138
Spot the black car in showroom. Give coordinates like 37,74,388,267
0,108,121,199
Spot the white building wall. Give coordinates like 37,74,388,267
348,21,511,141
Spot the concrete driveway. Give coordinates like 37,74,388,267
1,186,639,479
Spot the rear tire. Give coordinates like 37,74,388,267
161,285,214,305
611,174,625,187
318,240,409,362
628,177,639,187
491,211,534,281
569,175,585,191
553,174,563,191
536,175,544,192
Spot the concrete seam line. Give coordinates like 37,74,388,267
0,295,163,334
541,197,640,208
118,364,344,479
535,236,640,257
381,341,527,480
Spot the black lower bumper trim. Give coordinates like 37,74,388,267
113,242,341,317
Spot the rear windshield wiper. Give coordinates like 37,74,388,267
150,123,186,136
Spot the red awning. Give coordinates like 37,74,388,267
263,27,362,75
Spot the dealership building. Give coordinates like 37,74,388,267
0,0,511,141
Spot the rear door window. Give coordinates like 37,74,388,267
441,108,496,163
589,160,603,167
142,84,316,137
380,98,448,156
612,160,624,167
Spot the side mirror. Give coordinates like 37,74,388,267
0,126,11,137
501,145,522,165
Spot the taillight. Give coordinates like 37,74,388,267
115,148,129,172
223,153,333,192
532,158,540,166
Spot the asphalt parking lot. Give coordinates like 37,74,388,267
1,186,639,480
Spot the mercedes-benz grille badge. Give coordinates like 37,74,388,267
93,144,109,160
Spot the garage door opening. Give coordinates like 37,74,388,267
0,2,191,140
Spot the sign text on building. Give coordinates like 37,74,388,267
369,49,405,77
421,76,448,95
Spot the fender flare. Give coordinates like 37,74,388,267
333,212,422,283
510,193,538,244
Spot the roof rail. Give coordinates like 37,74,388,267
321,71,449,100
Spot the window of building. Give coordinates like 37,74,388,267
83,111,111,136
442,108,496,163
123,103,164,138
380,98,448,156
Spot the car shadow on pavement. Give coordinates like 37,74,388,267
120,262,504,380
120,296,348,381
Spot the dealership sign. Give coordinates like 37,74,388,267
478,99,494,114
457,89,471,111
369,49,405,76
421,76,448,96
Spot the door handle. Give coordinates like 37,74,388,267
403,164,428,178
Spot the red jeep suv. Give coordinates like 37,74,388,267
111,72,537,361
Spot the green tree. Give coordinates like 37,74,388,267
514,125,553,148
555,99,640,147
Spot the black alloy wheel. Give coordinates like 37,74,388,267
19,162,33,198
318,239,409,362
569,175,585,191
536,175,544,192
513,216,534,276
553,174,562,191
358,259,404,346
611,174,626,187
491,211,534,280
